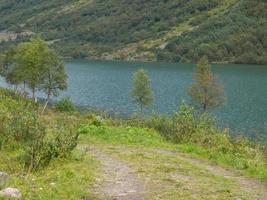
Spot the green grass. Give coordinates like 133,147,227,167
79,124,170,148
79,124,265,199
1,114,266,199
0,150,99,200
79,124,267,183
121,151,241,200
177,143,267,182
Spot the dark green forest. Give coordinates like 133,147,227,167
0,0,266,64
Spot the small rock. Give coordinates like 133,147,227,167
0,188,22,199
0,172,10,187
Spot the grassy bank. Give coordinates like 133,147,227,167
0,151,98,199
79,123,267,183
0,88,266,199
0,88,100,199
78,124,267,199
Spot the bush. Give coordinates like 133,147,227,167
0,91,79,172
39,124,79,167
0,94,40,146
147,101,197,143
0,94,46,171
55,97,76,113
147,101,233,151
147,114,173,140
146,101,267,170
171,102,196,143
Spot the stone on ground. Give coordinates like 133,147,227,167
0,188,22,199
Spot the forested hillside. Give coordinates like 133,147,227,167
0,0,266,64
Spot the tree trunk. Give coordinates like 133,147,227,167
41,93,51,114
32,87,37,103
203,103,207,111
14,85,18,93
23,81,26,97
140,104,143,119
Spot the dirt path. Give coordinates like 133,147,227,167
80,146,145,200
155,149,267,200
79,144,267,200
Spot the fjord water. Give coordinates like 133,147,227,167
61,60,267,135
1,60,266,135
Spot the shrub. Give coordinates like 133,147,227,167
171,102,196,142
0,94,39,147
146,101,267,170
147,101,197,143
89,114,105,127
39,124,79,167
147,114,173,140
147,101,233,152
55,97,76,112
0,94,46,171
0,91,79,172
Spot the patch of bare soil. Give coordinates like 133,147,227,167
80,146,145,200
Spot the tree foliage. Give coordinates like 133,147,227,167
188,57,225,111
15,38,50,102
131,69,153,115
0,38,67,112
39,48,68,113
0,46,22,86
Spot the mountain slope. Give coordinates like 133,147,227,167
0,0,266,64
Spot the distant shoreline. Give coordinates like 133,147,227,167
63,57,267,66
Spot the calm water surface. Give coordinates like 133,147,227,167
2,60,267,135
59,60,267,135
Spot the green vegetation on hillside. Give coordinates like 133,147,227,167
0,0,266,64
